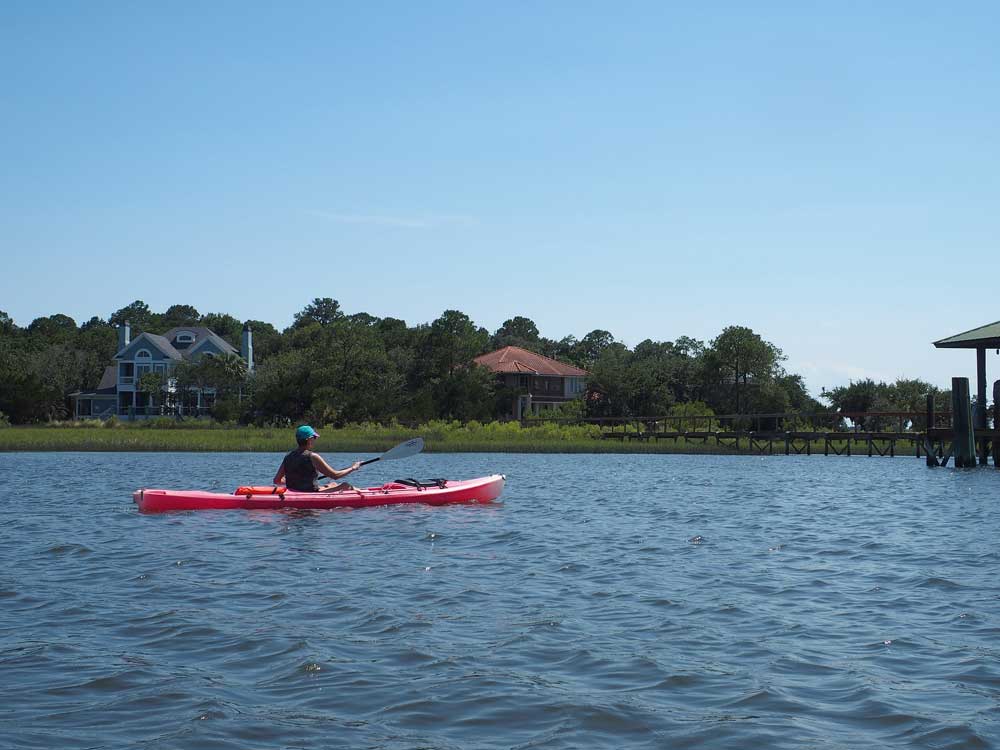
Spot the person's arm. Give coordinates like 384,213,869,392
310,453,362,481
273,462,286,485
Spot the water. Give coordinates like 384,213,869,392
1,451,998,749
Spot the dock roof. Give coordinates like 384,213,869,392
933,320,1000,349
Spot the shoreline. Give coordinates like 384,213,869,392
0,425,742,455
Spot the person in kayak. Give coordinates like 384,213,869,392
273,425,362,492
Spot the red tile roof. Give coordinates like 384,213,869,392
474,346,589,377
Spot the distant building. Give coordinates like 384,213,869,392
70,321,254,419
474,345,589,419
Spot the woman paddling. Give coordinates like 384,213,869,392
274,425,361,492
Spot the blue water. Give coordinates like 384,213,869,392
1,451,998,749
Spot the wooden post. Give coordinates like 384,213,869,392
926,393,938,467
993,380,1000,468
977,348,988,465
952,377,977,468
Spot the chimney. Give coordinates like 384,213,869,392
118,320,131,352
241,322,254,371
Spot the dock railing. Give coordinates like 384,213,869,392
524,410,974,458
530,411,955,436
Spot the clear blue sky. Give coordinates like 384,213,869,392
3,2,998,396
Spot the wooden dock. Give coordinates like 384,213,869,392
536,410,999,464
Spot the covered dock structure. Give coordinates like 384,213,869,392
934,320,1000,465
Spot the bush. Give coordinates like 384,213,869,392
0,411,9,428
211,397,245,424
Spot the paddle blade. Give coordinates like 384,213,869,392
382,437,424,461
359,437,425,467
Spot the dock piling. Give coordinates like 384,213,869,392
952,377,977,468
925,394,938,467
994,380,1000,468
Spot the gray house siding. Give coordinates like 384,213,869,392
72,323,252,420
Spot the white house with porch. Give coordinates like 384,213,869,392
70,321,254,419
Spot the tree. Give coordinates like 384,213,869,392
705,326,785,413
821,379,884,414
348,312,379,326
80,316,108,331
109,300,153,332
411,311,491,419
571,329,615,368
249,349,314,422
584,342,630,417
200,313,242,345
492,316,541,350
28,314,77,341
821,377,944,431
161,304,201,327
0,311,18,335
137,371,166,412
293,297,343,328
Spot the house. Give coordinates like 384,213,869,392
473,345,589,419
70,321,254,419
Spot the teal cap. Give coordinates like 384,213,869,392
295,425,319,441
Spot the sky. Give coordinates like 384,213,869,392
3,1,999,397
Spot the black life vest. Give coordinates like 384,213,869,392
282,448,318,492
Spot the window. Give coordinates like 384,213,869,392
176,332,195,343
136,349,152,359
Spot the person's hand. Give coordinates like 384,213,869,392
351,461,362,472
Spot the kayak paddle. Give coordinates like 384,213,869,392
359,437,425,467
318,437,425,492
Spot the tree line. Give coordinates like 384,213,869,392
0,299,947,425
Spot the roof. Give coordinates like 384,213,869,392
474,346,589,377
70,366,118,397
143,333,185,360
161,327,238,356
115,327,238,361
933,320,1000,349
96,365,117,393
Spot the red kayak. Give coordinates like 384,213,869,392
134,474,505,513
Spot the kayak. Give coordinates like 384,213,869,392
133,474,505,513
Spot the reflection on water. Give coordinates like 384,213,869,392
1,451,998,749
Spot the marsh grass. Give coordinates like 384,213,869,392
0,419,747,454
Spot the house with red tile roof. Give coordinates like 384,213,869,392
474,346,589,419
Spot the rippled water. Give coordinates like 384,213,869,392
1,451,999,749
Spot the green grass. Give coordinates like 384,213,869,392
0,419,746,454
2,418,915,455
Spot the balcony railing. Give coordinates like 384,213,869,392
117,406,213,418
